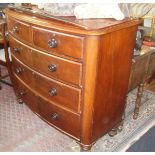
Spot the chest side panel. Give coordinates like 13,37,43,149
91,25,138,141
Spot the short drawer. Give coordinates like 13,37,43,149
38,97,80,139
32,26,84,59
32,49,82,86
10,36,33,67
12,57,81,112
12,74,38,113
8,17,31,43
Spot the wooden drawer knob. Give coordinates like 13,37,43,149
13,47,20,53
51,112,60,121
48,64,57,72
12,26,19,34
48,38,58,48
49,88,57,96
15,67,23,74
18,90,26,96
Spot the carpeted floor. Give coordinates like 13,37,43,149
127,125,155,152
0,66,155,152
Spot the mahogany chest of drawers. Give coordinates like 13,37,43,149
5,7,142,151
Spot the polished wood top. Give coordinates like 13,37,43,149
4,7,143,35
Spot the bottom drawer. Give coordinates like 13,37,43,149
38,97,81,139
13,74,38,113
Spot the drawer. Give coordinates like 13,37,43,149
12,57,81,112
12,74,38,113
12,57,35,89
10,36,33,67
32,49,82,86
38,97,80,139
8,17,31,43
34,71,81,113
32,26,84,59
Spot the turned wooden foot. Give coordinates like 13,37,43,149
80,144,93,152
17,98,24,104
108,118,124,137
108,128,117,137
133,83,144,120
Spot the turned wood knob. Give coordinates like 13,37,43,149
48,38,58,48
15,67,23,74
13,47,20,53
49,88,57,96
51,113,60,121
12,26,19,33
48,64,57,72
19,90,26,96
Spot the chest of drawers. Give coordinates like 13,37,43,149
5,7,142,151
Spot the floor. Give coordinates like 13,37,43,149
127,125,155,152
127,80,155,151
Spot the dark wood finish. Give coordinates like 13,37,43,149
32,26,84,59
5,7,142,151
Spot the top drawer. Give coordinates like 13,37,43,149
32,26,84,59
7,17,31,43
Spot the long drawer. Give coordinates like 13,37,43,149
12,74,38,113
38,97,80,139
12,57,81,112
9,36,33,67
32,26,84,59
10,36,82,86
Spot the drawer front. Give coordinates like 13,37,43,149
8,17,31,43
10,36,33,67
12,74,38,113
34,72,80,112
32,26,84,59
38,97,80,139
32,49,82,86
12,57,35,89
12,57,80,112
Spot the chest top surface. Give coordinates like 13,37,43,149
4,7,142,35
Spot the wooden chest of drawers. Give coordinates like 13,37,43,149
5,7,142,151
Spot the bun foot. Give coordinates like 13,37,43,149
80,144,93,152
108,128,117,137
17,98,23,104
